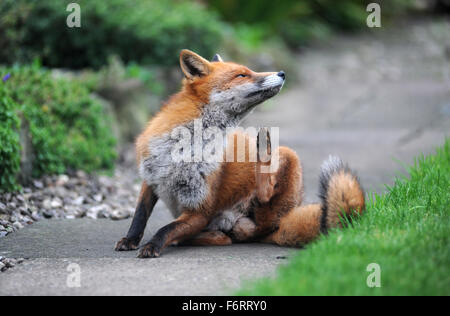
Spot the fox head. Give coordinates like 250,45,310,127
180,50,285,123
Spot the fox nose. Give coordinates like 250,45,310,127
277,71,286,80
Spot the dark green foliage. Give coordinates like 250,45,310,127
0,84,21,192
0,65,117,191
208,0,415,47
0,0,225,69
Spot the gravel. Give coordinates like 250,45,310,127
0,148,141,240
0,142,141,273
0,257,26,272
0,159,140,273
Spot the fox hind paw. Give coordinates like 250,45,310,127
137,242,161,258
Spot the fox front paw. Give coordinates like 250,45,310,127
115,237,140,251
137,242,161,258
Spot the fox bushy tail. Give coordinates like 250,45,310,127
264,156,365,247
318,155,365,234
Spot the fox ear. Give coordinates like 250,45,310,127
211,54,223,62
180,50,210,79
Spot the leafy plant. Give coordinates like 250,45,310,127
0,81,21,192
0,65,117,191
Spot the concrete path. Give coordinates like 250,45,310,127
1,18,449,295
0,205,289,295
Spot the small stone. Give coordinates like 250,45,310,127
72,196,84,206
0,232,7,238
33,180,44,189
42,199,52,210
110,210,130,220
42,210,54,219
31,212,40,221
16,258,24,264
23,187,32,194
22,216,33,224
0,262,5,271
13,222,24,230
19,206,31,216
87,204,111,219
55,174,70,186
93,194,103,202
50,199,62,208
0,202,6,211
76,170,87,179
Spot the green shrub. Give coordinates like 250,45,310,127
0,83,21,192
0,65,117,192
0,0,225,69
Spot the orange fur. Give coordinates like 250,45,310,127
181,231,232,246
325,171,365,228
263,204,322,247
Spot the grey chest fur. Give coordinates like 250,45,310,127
139,121,222,217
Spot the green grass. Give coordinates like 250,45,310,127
237,140,450,296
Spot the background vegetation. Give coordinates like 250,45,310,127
209,0,415,48
237,140,450,295
0,65,116,191
0,0,225,69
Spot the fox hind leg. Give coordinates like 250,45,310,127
179,231,232,246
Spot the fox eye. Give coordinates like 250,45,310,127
236,74,247,78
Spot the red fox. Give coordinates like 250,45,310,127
115,50,365,257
